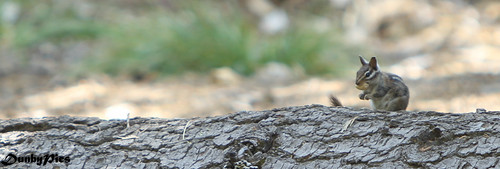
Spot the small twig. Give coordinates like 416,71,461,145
419,145,432,152
139,121,153,133
116,135,139,140
126,112,130,128
342,116,358,133
182,120,192,140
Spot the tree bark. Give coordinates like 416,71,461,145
1,105,499,168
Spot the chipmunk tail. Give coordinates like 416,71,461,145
329,95,343,107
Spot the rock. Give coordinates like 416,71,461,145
105,103,135,120
242,0,289,34
259,9,289,34
254,62,300,86
210,67,242,86
1,2,19,23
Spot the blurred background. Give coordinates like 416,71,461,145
1,0,499,119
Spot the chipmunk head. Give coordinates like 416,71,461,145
355,56,380,90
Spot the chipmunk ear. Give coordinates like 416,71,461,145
369,57,379,71
359,55,368,65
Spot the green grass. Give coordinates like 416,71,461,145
2,0,363,79
4,0,102,46
1,0,104,69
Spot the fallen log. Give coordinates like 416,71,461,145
1,105,499,168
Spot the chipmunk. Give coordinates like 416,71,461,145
330,56,409,111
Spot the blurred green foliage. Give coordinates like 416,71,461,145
6,1,102,47
1,0,362,78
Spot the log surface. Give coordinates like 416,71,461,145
1,105,499,168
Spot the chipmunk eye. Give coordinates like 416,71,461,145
365,71,371,77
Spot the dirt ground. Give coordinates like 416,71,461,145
5,65,500,120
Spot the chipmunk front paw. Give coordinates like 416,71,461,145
359,93,371,100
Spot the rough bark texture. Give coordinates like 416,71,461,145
1,105,499,168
